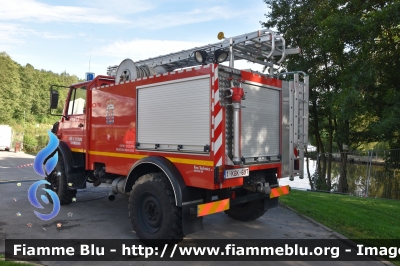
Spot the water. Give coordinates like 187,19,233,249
279,156,400,200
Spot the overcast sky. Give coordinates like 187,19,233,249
1,0,269,79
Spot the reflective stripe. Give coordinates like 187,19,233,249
197,199,230,217
71,148,85,153
88,150,213,166
270,185,290,198
165,157,214,167
89,150,145,159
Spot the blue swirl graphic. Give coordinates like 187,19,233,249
28,180,60,221
29,130,61,221
34,130,59,177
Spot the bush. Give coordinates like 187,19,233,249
23,134,38,153
37,135,49,151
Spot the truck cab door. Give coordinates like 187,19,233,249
61,86,87,154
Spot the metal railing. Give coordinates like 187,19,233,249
305,149,400,200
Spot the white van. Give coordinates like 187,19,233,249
0,125,12,151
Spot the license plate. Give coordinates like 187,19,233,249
224,168,249,179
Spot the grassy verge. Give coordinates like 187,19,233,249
280,189,400,239
280,189,400,264
0,254,37,266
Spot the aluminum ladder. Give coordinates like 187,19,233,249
288,73,309,180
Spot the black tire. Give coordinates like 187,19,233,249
45,151,77,205
129,173,183,245
224,189,266,222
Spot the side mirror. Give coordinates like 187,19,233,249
49,84,69,117
50,90,59,109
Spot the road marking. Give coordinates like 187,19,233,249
0,180,41,184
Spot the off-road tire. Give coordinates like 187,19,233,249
224,189,266,222
129,173,183,245
45,151,77,205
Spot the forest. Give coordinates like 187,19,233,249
0,52,81,152
262,0,400,194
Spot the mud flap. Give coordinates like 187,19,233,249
182,202,204,235
66,171,87,189
58,142,86,189
264,197,278,210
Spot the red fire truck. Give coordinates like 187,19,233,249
48,29,309,244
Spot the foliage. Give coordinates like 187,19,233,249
262,0,400,192
0,53,81,127
0,253,36,266
0,52,82,153
22,134,38,153
0,53,21,124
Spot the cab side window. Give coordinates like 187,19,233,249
67,87,86,115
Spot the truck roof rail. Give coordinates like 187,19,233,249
107,29,300,76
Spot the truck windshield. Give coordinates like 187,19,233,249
67,86,87,115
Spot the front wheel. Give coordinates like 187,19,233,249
45,151,77,205
129,173,183,245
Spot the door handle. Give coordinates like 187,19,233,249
78,123,84,128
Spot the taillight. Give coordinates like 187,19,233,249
214,166,225,184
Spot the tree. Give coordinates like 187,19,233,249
0,52,21,124
262,0,400,192
0,51,82,152
19,63,38,123
357,1,400,148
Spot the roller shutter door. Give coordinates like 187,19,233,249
137,76,210,152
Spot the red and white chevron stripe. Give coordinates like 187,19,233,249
212,65,223,167
15,163,34,168
0,163,34,169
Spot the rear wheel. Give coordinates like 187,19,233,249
129,173,183,245
224,189,266,222
45,151,77,205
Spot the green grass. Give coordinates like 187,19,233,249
280,190,400,264
280,189,400,239
0,254,37,266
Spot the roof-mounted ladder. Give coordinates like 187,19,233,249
107,29,300,76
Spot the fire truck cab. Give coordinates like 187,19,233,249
48,29,309,244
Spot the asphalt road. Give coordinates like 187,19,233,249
0,150,391,266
